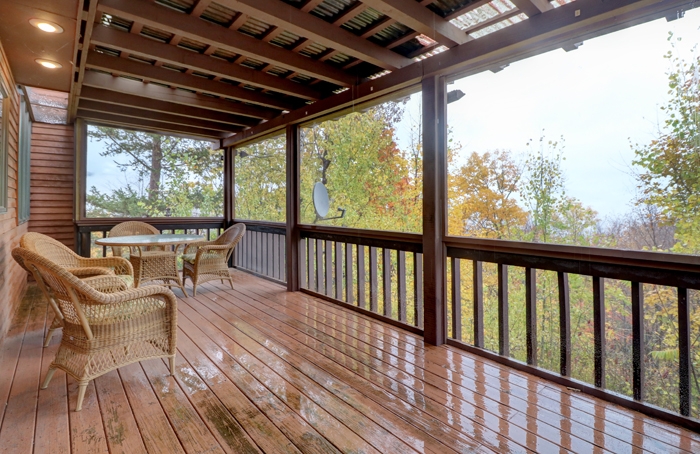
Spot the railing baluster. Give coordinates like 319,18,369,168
631,282,644,401
415,253,423,328
308,239,315,291
298,238,305,288
451,257,462,341
593,276,605,388
335,242,343,301
325,240,333,296
398,251,406,323
280,234,286,281
473,260,483,348
679,287,690,416
316,239,323,293
357,246,366,309
369,247,378,313
498,264,509,356
526,267,537,366
345,244,354,305
558,272,571,376
267,233,273,278
383,248,392,317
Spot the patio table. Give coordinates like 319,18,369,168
96,233,204,295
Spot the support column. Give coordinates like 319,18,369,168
422,75,448,345
286,124,301,292
223,146,234,227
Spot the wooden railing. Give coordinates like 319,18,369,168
232,220,287,284
299,226,424,334
76,218,226,258
445,235,700,430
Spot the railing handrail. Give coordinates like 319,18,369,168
300,225,422,253
76,217,225,230
232,219,286,228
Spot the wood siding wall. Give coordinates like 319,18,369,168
28,123,75,248
0,39,28,342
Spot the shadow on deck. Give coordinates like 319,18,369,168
0,269,698,453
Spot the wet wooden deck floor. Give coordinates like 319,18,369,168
1,269,699,453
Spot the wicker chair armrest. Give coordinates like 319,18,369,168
94,284,178,306
68,267,115,277
184,240,215,255
81,275,130,293
194,244,232,260
77,256,134,276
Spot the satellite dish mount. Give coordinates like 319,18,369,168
313,182,345,221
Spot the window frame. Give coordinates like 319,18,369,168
17,88,31,223
0,77,8,214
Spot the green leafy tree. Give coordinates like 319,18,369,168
87,126,223,217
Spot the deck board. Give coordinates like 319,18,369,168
0,269,699,453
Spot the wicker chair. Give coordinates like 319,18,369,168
15,247,177,412
17,232,134,347
108,221,186,294
182,224,246,296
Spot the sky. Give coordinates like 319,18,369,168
396,10,700,219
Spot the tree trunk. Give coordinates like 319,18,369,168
149,136,163,203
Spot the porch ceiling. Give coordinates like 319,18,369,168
0,0,695,141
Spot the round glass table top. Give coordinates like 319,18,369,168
95,234,204,247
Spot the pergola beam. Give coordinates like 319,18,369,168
82,71,276,120
79,86,260,127
98,0,357,87
91,26,322,101
78,109,230,139
509,0,553,17
359,0,469,47
215,0,413,70
68,0,98,122
78,100,241,133
85,50,298,111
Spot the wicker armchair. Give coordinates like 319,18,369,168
108,221,186,293
17,232,134,347
15,247,177,412
182,224,246,296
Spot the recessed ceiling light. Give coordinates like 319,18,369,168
29,19,63,33
35,59,62,69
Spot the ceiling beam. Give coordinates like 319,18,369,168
191,0,213,17
333,3,370,25
509,0,553,17
68,0,98,122
98,0,357,87
90,26,321,100
359,0,470,47
82,71,276,119
214,0,413,70
78,99,241,133
86,50,298,111
79,86,260,127
78,109,229,139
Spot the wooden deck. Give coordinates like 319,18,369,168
1,270,699,453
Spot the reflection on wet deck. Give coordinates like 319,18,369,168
1,269,699,453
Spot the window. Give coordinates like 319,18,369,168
85,124,223,218
234,133,286,222
299,91,423,233
17,89,31,223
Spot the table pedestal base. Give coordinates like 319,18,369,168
131,251,187,296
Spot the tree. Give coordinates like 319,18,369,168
633,36,700,253
87,126,223,217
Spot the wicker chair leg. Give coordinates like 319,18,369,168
228,279,234,290
169,356,175,375
192,283,198,297
75,381,89,412
43,328,57,348
41,367,56,389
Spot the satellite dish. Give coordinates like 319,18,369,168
313,182,330,218
312,182,346,221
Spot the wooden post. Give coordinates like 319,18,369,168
224,146,234,227
286,124,300,292
422,75,447,346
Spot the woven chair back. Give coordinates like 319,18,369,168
20,232,81,269
217,223,246,260
108,221,161,256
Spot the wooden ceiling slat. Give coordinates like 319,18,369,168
214,0,413,70
360,17,397,40
98,0,357,86
509,0,552,17
332,3,370,26
68,0,99,122
191,0,214,17
91,26,322,100
301,0,326,13
359,0,469,47
82,71,276,119
79,86,260,127
86,51,296,111
79,99,241,132
78,109,229,138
